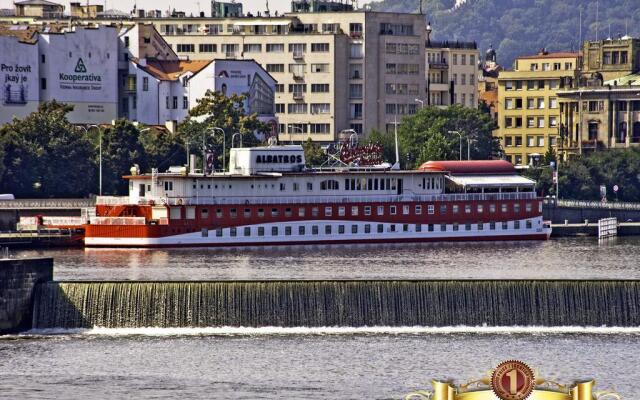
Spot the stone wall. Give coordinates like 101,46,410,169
0,258,53,334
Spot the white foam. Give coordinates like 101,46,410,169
24,325,640,337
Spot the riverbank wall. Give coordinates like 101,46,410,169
0,258,53,334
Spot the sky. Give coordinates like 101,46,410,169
2,0,372,16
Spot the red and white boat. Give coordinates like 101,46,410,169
84,144,551,247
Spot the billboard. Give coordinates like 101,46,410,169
0,36,39,123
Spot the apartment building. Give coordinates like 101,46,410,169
495,50,579,166
425,40,479,108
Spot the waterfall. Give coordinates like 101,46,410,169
32,280,640,329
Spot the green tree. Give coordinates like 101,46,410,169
0,101,95,197
361,129,397,164
397,105,500,168
100,120,145,195
302,138,326,166
139,126,185,172
185,90,267,170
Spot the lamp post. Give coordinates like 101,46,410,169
426,21,432,45
449,130,463,161
210,127,226,173
287,123,304,144
415,98,424,109
78,124,102,195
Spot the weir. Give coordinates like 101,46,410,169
32,280,640,329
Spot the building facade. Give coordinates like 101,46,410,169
495,50,579,166
425,40,479,108
0,25,119,124
581,36,640,82
13,0,63,18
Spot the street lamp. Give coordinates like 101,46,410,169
287,124,304,144
414,98,424,109
448,130,463,161
209,127,226,173
78,124,102,195
426,21,432,45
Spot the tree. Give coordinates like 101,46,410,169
139,126,185,172
0,101,95,197
361,129,397,164
302,138,326,166
185,90,268,171
397,105,500,169
99,120,146,195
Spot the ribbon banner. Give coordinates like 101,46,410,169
405,361,621,400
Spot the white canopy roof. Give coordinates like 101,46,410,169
446,174,535,188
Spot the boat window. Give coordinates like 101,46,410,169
368,179,373,190
285,208,292,217
230,227,237,237
338,225,345,234
440,223,447,232
351,225,358,234
501,204,508,213
272,208,279,217
477,223,483,231
258,227,265,236
298,208,306,217
477,204,484,213
325,225,332,234
230,208,237,218
427,224,434,232
285,226,292,235
216,208,223,218
453,223,459,231
299,226,306,235
216,228,223,237
464,204,471,214
452,205,459,214
415,205,422,215
312,225,319,235
320,179,339,190
312,207,319,217
201,208,209,219
403,224,409,232
377,206,384,216
514,204,521,213
325,206,333,217
403,205,410,215
465,223,471,231
164,181,173,191
525,203,532,212
377,224,383,233
502,221,508,229
351,206,358,216
244,208,251,218
390,205,397,215
272,226,278,236
258,208,265,217
345,179,350,190
244,227,251,236
338,207,345,216
427,205,434,215
389,224,396,232
417,224,423,232
490,204,496,213
364,206,371,216
440,204,447,214
307,182,313,191
514,221,520,229
365,224,371,233
293,183,299,191
490,222,496,230
202,228,208,237
526,220,532,229
280,183,286,191
374,179,379,190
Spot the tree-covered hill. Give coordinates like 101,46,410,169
369,0,640,69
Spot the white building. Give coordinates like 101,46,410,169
0,25,119,124
126,58,277,129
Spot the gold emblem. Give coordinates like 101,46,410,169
490,360,535,400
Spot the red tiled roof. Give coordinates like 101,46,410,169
134,59,212,81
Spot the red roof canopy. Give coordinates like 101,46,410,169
418,160,515,174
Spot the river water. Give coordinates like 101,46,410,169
2,237,640,398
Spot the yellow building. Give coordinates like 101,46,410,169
495,50,579,166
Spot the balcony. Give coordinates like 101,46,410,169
292,72,305,80
429,61,448,69
349,32,362,39
293,51,304,60
293,92,304,100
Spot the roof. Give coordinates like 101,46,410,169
418,160,516,174
0,24,39,43
14,0,62,6
446,174,535,188
134,59,212,81
517,51,579,60
604,73,640,86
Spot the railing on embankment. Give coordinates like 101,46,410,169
31,280,640,329
544,198,640,224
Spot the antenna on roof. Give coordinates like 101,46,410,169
265,0,269,15
595,0,599,41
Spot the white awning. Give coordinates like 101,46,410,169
446,174,535,188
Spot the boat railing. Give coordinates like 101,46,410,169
154,192,537,206
96,196,133,205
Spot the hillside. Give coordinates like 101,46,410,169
369,0,640,69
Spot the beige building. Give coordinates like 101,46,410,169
495,50,579,166
425,38,479,108
70,2,104,19
582,36,640,82
13,0,63,18
4,8,426,143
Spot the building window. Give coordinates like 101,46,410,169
311,43,329,52
266,43,284,53
275,103,285,113
243,43,262,53
311,84,329,93
311,63,329,73
40,78,46,90
310,103,330,114
199,43,216,53
349,84,363,99
172,96,178,109
266,64,284,73
176,44,195,53
183,96,188,109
